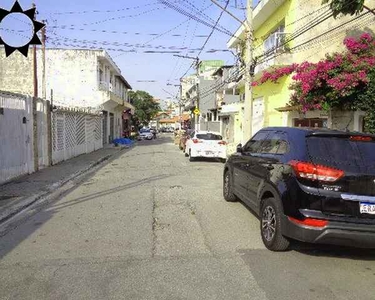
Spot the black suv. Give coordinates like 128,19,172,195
223,127,375,251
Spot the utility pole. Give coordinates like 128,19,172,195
174,55,200,131
32,3,39,172
210,0,253,143
41,21,46,99
242,0,253,144
195,57,200,131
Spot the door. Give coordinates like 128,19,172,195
102,111,108,145
252,97,265,135
109,113,114,143
233,131,270,204
247,131,289,207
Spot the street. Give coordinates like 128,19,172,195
1,134,375,300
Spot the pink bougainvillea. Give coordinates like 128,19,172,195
251,33,375,113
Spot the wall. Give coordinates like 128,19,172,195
0,50,34,96
252,76,292,128
45,49,100,108
294,0,375,64
199,79,216,115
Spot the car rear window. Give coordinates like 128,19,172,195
196,133,222,140
306,136,375,167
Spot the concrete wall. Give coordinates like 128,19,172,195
199,79,216,115
294,0,375,64
0,50,34,96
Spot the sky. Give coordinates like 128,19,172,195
0,0,257,105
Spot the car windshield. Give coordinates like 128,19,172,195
196,133,222,140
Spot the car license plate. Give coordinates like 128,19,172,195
206,151,213,155
359,202,375,214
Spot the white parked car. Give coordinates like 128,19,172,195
185,131,227,162
139,128,154,140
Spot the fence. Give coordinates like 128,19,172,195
0,91,103,185
52,110,102,164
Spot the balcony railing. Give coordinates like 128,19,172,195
99,81,128,101
264,32,289,56
254,32,292,75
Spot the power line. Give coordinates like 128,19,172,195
179,0,231,80
173,0,205,81
9,26,209,38
157,0,235,37
50,35,223,51
46,2,160,15
168,19,191,83
47,39,230,54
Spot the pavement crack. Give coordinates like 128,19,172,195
151,183,157,258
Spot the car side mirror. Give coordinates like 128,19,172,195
237,144,243,153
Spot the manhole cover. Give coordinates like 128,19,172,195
0,195,17,201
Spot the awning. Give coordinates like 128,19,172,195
275,105,300,112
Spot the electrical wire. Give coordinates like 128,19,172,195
47,2,160,15
157,0,235,37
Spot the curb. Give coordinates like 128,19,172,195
0,146,128,226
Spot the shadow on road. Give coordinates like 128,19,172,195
0,146,175,261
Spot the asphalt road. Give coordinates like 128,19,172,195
1,134,375,299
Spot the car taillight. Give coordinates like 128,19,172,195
289,160,344,182
288,217,328,228
350,135,373,142
192,139,202,144
218,141,227,145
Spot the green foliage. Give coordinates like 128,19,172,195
129,90,160,127
322,0,365,18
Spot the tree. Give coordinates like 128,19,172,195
129,90,160,128
322,0,374,18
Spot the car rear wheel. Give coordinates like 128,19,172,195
223,170,237,202
260,198,290,251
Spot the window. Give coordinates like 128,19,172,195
243,131,269,153
258,132,289,154
196,133,222,140
264,23,286,53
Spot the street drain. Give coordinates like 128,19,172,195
0,195,17,201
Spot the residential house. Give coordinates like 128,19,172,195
212,65,243,155
181,61,224,130
0,48,134,144
228,0,375,136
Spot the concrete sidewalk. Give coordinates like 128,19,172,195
0,145,131,224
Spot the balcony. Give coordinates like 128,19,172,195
98,81,127,107
254,32,293,76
